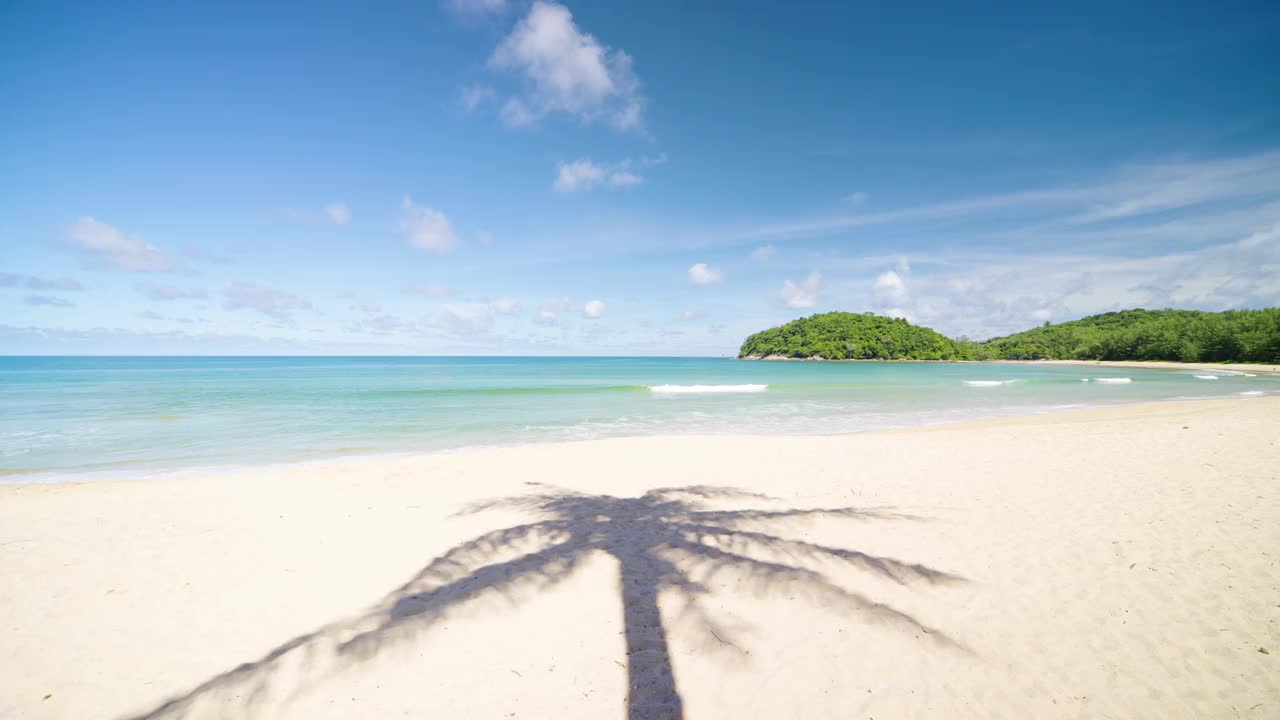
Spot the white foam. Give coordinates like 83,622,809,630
1194,375,1219,380
1094,378,1132,384
1243,373,1257,377
648,384,768,394
963,380,1015,387
1240,391,1264,396
1080,378,1090,383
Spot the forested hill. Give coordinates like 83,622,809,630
975,308,1280,362
738,312,965,360
738,308,1280,362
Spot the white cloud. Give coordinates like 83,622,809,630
844,191,869,205
67,217,176,271
583,299,606,318
780,272,822,309
489,1,644,130
552,158,642,192
405,282,451,298
535,310,558,325
223,282,312,321
609,170,643,187
324,203,351,225
492,297,520,314
399,197,458,253
460,84,498,111
356,302,383,313
136,281,207,301
750,245,775,262
687,263,724,286
872,266,909,305
875,270,906,301
553,159,604,192
680,310,699,321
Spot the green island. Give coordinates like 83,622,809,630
738,308,1280,363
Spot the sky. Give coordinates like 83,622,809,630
2,0,1278,355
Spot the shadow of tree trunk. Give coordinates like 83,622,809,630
619,552,684,719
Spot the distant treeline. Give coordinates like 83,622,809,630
738,309,1280,363
970,308,1280,362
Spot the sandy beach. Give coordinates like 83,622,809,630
1008,359,1280,374
2,397,1278,719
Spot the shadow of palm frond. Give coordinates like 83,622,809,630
129,484,964,720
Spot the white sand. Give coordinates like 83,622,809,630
2,398,1278,719
1009,359,1280,374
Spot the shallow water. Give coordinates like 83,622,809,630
1,356,1275,481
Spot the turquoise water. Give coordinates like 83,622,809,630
1,357,1275,481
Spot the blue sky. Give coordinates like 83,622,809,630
2,0,1278,355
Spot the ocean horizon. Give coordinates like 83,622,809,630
3,355,1274,482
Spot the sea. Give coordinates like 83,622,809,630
1,356,1274,481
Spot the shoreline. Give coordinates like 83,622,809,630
2,397,1277,719
5,389,1275,487
740,355,1280,373
1005,358,1280,373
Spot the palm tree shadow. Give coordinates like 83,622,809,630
128,484,965,720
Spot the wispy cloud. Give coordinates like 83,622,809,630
324,203,351,225
746,150,1280,247
0,273,83,291
459,84,498,111
405,282,451,298
222,282,311,321
442,0,506,17
24,294,76,307
136,280,207,301
67,217,177,271
282,203,351,226
535,296,576,325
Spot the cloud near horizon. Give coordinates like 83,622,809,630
781,273,822,309
222,282,312,322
